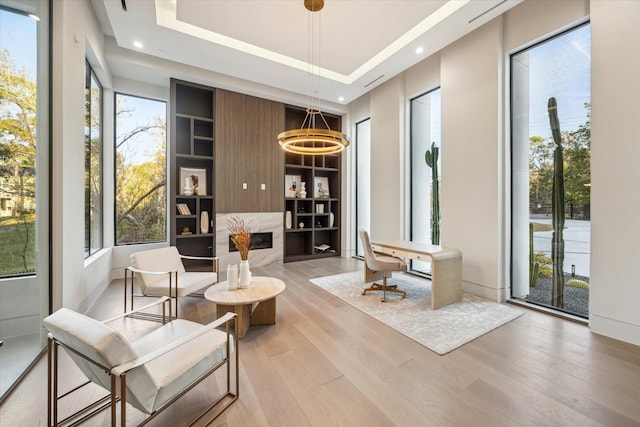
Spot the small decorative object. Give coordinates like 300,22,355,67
239,260,251,288
180,167,207,196
227,264,238,290
329,212,334,228
298,181,307,198
200,211,209,234
298,206,305,213
299,221,305,229
285,211,292,229
285,174,301,198
316,204,324,213
181,227,192,235
183,177,193,196
314,176,329,198
316,221,322,228
228,216,251,287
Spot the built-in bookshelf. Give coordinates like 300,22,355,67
283,106,342,262
170,79,216,269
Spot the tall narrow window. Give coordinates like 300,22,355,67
85,62,102,257
355,118,370,257
410,88,441,274
0,1,50,399
511,23,590,318
115,93,167,244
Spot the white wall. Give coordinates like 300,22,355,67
345,0,640,345
52,0,113,312
589,0,640,345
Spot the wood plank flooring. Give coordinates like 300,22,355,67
1,257,639,426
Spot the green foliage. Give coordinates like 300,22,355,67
424,141,440,245
0,214,36,275
533,252,552,277
530,222,553,232
566,279,589,289
529,223,540,287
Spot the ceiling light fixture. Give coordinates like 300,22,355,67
277,0,349,156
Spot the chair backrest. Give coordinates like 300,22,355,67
359,228,381,271
43,308,139,392
130,246,186,292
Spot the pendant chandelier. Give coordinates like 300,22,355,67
277,0,349,155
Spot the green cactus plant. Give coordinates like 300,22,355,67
548,97,565,308
529,222,540,288
425,142,440,245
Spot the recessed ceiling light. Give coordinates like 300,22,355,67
133,41,143,49
28,14,40,21
338,97,344,102
415,46,424,54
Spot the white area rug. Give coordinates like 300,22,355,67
309,271,523,355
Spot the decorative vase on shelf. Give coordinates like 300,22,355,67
329,212,335,228
200,211,209,234
239,259,251,288
227,264,238,290
183,177,193,196
298,182,307,198
285,211,292,229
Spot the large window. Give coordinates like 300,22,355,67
410,88,441,274
355,118,370,257
85,62,102,257
511,23,590,318
0,0,50,399
115,93,167,244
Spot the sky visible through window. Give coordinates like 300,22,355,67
0,10,37,77
524,24,591,138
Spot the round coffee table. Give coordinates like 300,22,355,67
204,276,286,339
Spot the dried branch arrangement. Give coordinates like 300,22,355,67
228,216,251,260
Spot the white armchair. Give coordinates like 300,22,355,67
125,246,219,319
44,298,238,427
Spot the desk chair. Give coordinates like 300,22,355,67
359,229,407,302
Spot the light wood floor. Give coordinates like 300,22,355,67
1,257,639,426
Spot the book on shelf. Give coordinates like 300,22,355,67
314,244,330,252
177,203,191,215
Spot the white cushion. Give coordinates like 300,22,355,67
43,308,138,392
130,247,217,296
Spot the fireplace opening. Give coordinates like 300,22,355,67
229,232,273,252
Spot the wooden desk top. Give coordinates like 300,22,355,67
204,276,286,305
371,240,461,261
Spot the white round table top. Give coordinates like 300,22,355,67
204,276,286,305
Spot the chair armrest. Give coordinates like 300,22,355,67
101,297,171,324
110,312,236,376
126,265,177,276
179,255,220,276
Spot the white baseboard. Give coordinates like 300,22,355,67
590,314,640,347
462,281,508,303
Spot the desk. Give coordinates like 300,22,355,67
367,240,462,310
204,276,286,338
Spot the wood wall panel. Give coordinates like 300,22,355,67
215,89,285,213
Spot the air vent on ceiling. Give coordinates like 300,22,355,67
468,0,507,24
364,75,385,88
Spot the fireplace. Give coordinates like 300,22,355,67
229,232,273,252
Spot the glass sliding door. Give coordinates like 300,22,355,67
355,118,370,258
410,89,441,274
511,23,591,318
0,0,50,399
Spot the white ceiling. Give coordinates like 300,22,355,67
95,0,521,106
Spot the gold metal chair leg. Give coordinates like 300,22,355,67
362,276,406,301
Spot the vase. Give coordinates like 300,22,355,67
239,260,251,288
200,211,209,234
227,264,238,290
183,177,193,196
329,212,334,227
298,181,307,198
285,211,292,229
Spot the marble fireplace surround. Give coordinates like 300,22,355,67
216,212,283,272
